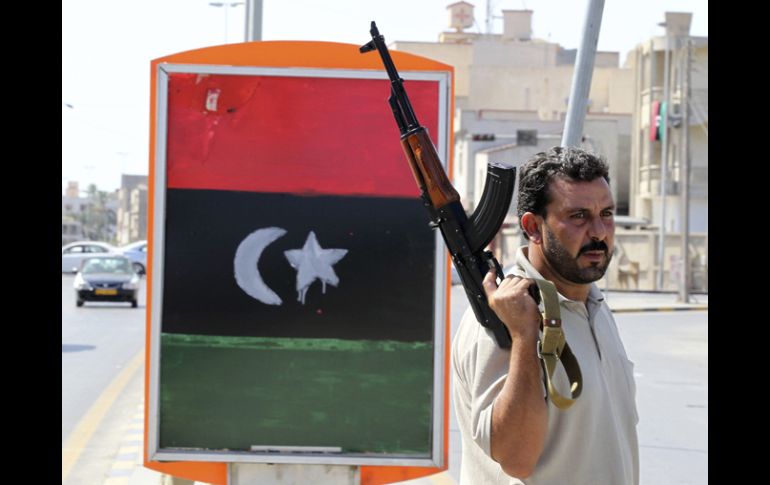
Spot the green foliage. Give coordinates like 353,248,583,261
78,184,116,243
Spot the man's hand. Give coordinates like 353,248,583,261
482,269,541,341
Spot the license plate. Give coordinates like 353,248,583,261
95,288,118,296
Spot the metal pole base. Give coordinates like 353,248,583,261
230,463,359,485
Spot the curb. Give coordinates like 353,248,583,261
611,306,708,313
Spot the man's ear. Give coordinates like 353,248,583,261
521,212,542,244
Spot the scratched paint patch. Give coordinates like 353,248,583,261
205,88,221,112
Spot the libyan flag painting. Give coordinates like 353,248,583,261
150,64,451,463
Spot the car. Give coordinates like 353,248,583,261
62,241,116,273
73,255,140,308
118,240,148,275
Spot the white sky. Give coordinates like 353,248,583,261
62,0,708,194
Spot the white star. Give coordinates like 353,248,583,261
284,231,348,305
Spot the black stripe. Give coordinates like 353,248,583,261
161,189,436,341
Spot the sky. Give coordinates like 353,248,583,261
62,0,708,194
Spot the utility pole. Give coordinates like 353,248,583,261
678,38,692,303
562,0,605,147
244,0,263,41
486,0,494,34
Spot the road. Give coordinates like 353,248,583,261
615,311,708,485
62,273,147,485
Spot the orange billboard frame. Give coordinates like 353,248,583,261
145,41,454,485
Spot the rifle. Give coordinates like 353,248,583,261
360,21,538,349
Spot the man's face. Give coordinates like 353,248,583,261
539,177,615,284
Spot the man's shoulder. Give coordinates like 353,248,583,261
452,307,510,373
452,307,496,371
453,307,481,358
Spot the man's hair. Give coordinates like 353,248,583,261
517,146,610,238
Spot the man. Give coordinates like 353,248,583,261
452,146,639,484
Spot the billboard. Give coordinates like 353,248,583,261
147,43,453,477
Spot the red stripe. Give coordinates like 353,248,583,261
166,74,441,198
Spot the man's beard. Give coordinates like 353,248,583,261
542,226,612,284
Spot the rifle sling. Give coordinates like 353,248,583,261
531,278,583,410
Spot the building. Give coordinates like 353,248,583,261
62,181,89,216
391,4,707,292
392,5,634,214
625,12,708,290
129,183,148,243
627,12,708,233
62,182,86,246
62,217,84,246
455,111,630,215
116,174,149,245
62,181,118,245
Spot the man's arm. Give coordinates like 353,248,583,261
483,270,548,478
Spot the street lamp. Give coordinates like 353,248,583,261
208,2,245,44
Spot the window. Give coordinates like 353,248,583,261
82,257,131,274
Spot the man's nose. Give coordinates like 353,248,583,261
588,216,608,241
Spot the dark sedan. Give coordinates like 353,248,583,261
74,256,140,308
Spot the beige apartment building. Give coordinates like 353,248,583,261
392,4,634,214
392,3,707,291
116,174,148,246
625,12,708,290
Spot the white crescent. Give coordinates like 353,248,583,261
234,227,287,305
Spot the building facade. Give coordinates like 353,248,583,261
627,12,708,233
392,6,634,214
62,181,118,245
625,12,708,290
116,174,148,246
392,4,707,292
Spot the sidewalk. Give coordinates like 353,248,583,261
602,290,708,313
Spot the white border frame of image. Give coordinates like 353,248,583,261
149,63,452,467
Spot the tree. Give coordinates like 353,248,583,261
79,184,117,243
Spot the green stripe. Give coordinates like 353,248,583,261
159,334,434,455
162,333,432,352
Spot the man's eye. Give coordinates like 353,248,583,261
602,211,614,218
571,212,585,219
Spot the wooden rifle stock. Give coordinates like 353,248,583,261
401,128,460,209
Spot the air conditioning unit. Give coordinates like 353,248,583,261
517,129,537,146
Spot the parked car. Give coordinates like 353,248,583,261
62,241,116,273
73,255,139,308
118,240,147,274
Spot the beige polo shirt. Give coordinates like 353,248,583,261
452,247,639,485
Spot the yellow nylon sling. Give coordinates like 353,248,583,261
531,278,583,410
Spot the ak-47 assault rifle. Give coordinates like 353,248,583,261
360,21,539,349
